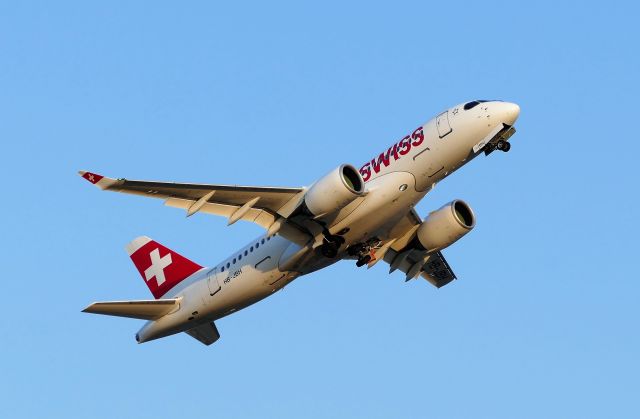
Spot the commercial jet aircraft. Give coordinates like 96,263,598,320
81,99,520,345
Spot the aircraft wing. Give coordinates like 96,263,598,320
377,209,457,288
82,299,180,320
79,171,310,244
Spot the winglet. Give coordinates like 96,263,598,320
78,170,119,190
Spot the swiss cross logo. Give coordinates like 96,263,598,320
144,248,172,286
129,239,203,299
82,171,104,184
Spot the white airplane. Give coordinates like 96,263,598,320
81,99,520,345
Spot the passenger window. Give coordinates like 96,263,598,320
261,239,265,244
226,262,230,268
250,246,254,252
244,250,248,256
233,258,236,264
238,254,242,261
256,242,259,249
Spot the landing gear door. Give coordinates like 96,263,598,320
436,111,453,138
207,268,221,296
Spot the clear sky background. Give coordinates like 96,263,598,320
1,1,638,418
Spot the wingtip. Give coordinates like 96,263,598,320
81,303,96,313
78,170,104,184
78,170,118,190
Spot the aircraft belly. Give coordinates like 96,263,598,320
331,171,421,244
204,238,296,320
204,274,274,320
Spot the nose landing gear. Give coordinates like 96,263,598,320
496,139,511,152
482,125,516,156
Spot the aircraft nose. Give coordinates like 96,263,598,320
502,102,520,126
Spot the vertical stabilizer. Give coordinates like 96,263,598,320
126,236,205,299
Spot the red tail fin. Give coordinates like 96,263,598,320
126,236,204,299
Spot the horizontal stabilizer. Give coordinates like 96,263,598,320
185,322,220,345
82,298,180,320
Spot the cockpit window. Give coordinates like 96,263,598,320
463,100,490,110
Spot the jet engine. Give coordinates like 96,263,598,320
304,164,365,217
416,200,476,252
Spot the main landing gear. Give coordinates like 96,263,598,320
320,232,345,259
356,255,372,267
347,239,381,267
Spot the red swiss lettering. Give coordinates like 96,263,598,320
359,163,371,182
371,148,392,173
391,143,399,161
411,127,424,146
398,135,412,156
360,125,426,182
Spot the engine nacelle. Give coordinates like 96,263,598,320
416,200,476,252
305,164,365,217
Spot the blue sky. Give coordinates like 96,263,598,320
1,1,638,418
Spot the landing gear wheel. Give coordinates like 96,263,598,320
320,242,339,258
356,255,372,267
496,140,511,152
347,243,365,256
